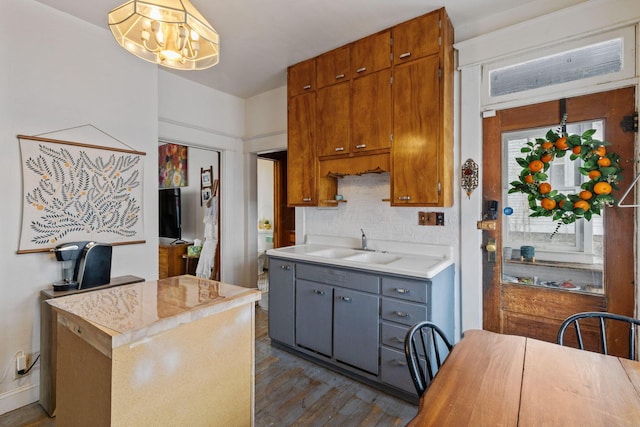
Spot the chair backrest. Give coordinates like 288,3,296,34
404,321,453,397
557,311,640,360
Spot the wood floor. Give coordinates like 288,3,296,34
0,305,417,426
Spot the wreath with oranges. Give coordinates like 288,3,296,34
508,128,622,225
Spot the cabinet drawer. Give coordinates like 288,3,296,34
380,347,416,395
381,321,409,351
382,277,428,303
296,263,380,294
381,298,427,326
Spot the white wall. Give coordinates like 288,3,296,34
0,0,158,413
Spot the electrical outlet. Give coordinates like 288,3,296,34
435,212,445,226
13,352,32,380
418,212,428,225
418,212,444,226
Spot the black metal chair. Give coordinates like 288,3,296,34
557,311,640,360
404,321,453,397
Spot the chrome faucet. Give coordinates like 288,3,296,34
360,229,368,250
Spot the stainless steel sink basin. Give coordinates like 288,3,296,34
342,252,400,265
305,247,360,259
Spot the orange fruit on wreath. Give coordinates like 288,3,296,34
594,146,607,157
558,199,566,208
541,153,553,163
524,174,535,184
572,146,582,155
597,157,611,167
579,190,593,200
555,137,569,150
588,170,602,180
593,182,613,195
541,198,556,210
573,200,590,211
538,183,552,194
541,141,553,150
528,160,544,173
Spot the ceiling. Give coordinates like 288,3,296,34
34,0,585,99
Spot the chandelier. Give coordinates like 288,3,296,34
108,0,219,70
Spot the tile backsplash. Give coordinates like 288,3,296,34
304,173,459,247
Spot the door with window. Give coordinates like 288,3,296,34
482,88,635,355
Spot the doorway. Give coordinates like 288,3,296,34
481,87,636,355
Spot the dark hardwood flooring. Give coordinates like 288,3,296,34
0,305,417,426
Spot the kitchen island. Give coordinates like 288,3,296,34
48,275,261,427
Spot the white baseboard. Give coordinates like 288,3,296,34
0,383,39,416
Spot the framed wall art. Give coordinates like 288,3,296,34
159,143,188,188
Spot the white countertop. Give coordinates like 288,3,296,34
267,235,453,279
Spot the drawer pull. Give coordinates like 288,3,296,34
313,289,325,295
393,336,404,343
396,288,410,294
395,311,409,318
339,296,352,302
399,52,412,59
335,73,345,79
335,147,345,152
303,84,312,90
392,359,408,366
356,67,367,73
302,197,312,202
279,265,291,270
398,196,412,201
355,144,367,149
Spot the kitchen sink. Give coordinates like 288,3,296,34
342,252,399,265
305,247,360,259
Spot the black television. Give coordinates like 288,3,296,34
159,188,182,242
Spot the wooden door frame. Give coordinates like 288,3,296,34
258,151,295,248
482,87,636,341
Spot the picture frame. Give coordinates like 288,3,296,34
201,169,212,188
201,188,212,205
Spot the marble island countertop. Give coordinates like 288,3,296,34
48,275,261,354
267,235,454,279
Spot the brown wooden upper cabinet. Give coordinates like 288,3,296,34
316,82,351,157
392,10,441,64
287,91,318,206
351,30,391,78
288,58,316,98
317,46,351,89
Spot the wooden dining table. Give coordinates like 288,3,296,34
408,329,640,426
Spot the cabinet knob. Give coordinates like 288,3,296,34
356,67,367,73
280,264,291,270
335,73,345,80
394,311,409,318
399,52,412,59
313,289,325,295
339,296,352,302
396,288,410,294
303,84,312,90
302,197,312,202
334,147,345,152
355,144,367,149
398,196,412,201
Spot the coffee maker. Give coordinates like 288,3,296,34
51,241,112,291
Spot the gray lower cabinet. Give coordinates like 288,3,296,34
268,256,454,402
268,258,296,346
333,287,380,374
295,280,333,356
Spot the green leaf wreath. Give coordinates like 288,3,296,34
508,128,623,226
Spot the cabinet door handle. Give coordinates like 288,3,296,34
355,144,367,149
392,359,408,366
313,289,325,295
279,265,291,270
302,197,312,202
334,147,345,152
335,73,345,80
393,336,404,343
339,296,352,302
396,288,410,294
356,67,367,73
395,311,409,318
399,52,412,59
303,84,312,90
398,196,412,201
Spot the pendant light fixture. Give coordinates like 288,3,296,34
108,0,219,70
